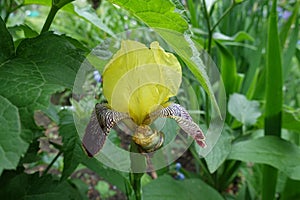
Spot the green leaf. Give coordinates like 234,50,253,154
59,109,83,181
74,5,116,37
0,171,82,199
282,108,300,133
228,136,300,180
215,41,240,96
204,127,233,173
143,175,224,200
265,0,283,136
213,31,254,42
279,2,299,48
69,179,89,200
8,24,39,39
263,0,283,198
281,178,300,200
0,17,14,62
109,0,188,33
281,6,299,80
0,96,28,175
8,24,39,47
228,93,261,126
0,32,84,130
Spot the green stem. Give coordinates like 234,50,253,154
43,150,62,176
210,1,236,33
205,93,210,127
129,142,144,200
201,0,212,126
41,5,59,33
130,172,143,200
40,0,74,33
201,0,212,54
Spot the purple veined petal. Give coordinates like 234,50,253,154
149,103,207,148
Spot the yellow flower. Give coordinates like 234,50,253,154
102,40,182,125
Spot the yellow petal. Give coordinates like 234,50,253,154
102,40,182,124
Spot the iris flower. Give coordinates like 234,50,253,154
83,40,206,156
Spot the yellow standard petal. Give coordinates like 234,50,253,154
102,40,182,124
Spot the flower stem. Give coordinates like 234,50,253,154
130,172,143,200
43,150,62,176
41,5,59,33
129,142,145,200
41,0,74,33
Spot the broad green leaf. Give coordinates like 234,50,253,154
282,108,300,133
204,127,233,173
8,24,39,40
109,0,188,33
0,96,28,175
69,179,89,200
0,171,82,199
228,136,300,180
0,32,84,130
8,24,39,48
228,93,261,126
143,175,224,200
0,17,14,62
